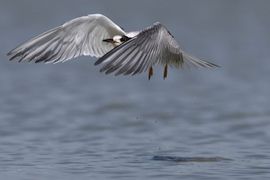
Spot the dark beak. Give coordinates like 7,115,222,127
103,39,114,43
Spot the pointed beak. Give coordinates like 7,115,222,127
103,39,115,43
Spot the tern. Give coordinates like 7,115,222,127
7,14,218,79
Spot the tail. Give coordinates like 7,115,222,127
182,51,220,68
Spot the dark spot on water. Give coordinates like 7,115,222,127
152,156,232,163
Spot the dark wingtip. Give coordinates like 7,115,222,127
7,49,22,61
94,58,105,66
94,61,101,66
94,58,102,66
8,54,18,61
209,62,221,68
6,50,15,60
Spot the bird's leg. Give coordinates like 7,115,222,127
163,64,168,79
148,66,153,80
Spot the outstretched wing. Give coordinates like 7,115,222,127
95,22,218,76
7,14,126,63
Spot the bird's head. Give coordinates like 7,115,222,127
112,35,123,46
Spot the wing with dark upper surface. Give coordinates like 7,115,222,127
7,14,126,63
95,22,218,76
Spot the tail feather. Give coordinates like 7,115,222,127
182,51,219,68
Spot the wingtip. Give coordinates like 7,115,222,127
208,62,221,68
94,57,106,66
7,48,20,61
6,50,14,58
7,53,16,61
7,51,22,62
94,60,102,66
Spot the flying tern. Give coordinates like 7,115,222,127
7,14,218,79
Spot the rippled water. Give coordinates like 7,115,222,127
1,0,270,179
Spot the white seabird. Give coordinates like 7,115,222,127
7,14,218,79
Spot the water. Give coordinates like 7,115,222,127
1,0,270,179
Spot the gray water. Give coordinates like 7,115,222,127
1,0,270,179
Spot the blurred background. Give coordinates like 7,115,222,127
0,0,270,179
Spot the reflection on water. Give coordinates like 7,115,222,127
152,156,232,163
1,0,270,180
